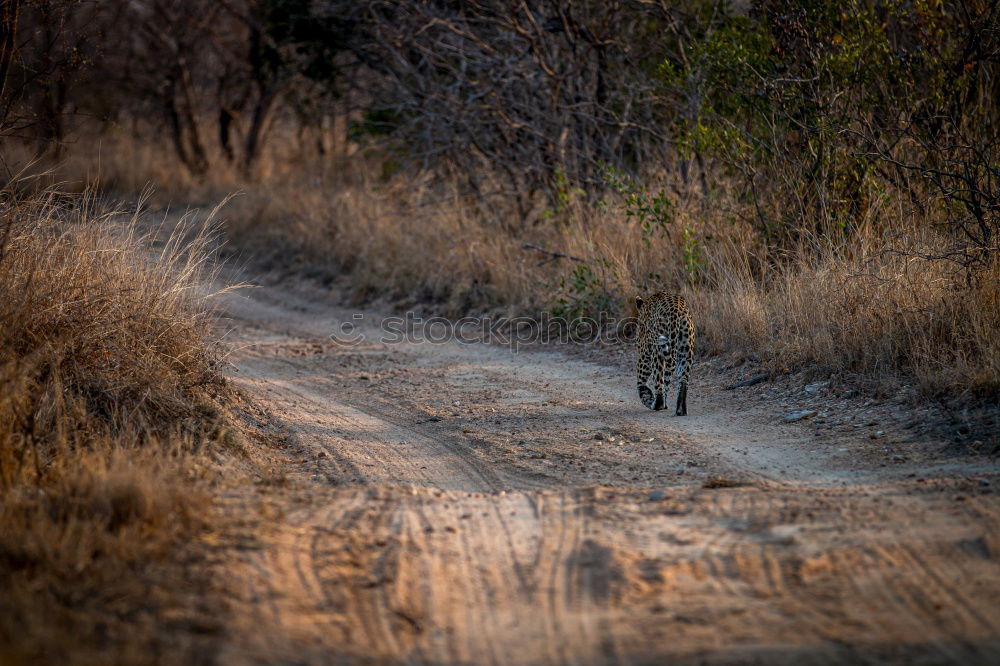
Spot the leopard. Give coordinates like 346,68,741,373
634,292,695,415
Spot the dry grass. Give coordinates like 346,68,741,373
0,186,233,664
691,237,1000,397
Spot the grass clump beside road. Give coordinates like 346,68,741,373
0,186,235,665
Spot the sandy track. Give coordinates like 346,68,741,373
215,282,1000,665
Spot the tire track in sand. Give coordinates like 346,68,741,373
216,285,1000,665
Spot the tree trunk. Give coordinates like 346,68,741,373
241,87,277,177
0,0,20,126
165,77,209,176
218,107,236,163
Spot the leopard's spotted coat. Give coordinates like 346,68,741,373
635,292,695,414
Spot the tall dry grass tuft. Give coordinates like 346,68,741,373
0,186,231,664
691,236,1000,397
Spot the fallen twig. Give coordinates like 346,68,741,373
521,243,587,263
724,373,770,390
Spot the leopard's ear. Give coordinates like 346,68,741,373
634,296,644,311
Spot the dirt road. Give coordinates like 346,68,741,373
214,280,1000,665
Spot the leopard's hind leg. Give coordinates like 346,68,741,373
674,331,693,416
675,373,688,416
650,356,667,410
637,356,657,410
656,336,675,412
